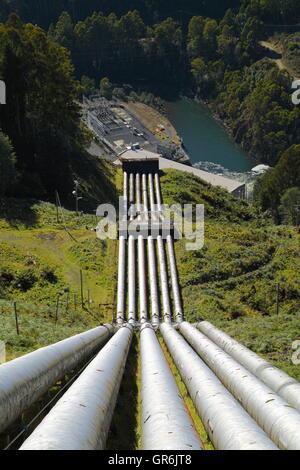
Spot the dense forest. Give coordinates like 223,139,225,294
0,0,299,221
0,1,241,28
46,4,300,162
0,13,98,202
1,0,300,28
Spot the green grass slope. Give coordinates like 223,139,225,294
161,169,300,381
0,162,121,360
0,165,299,383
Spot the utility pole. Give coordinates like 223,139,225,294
13,301,19,335
72,180,82,216
64,287,70,312
55,294,61,326
276,282,280,316
55,190,60,224
80,270,84,308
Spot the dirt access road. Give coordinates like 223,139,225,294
260,41,300,80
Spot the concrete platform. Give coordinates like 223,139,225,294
115,150,246,198
158,157,246,197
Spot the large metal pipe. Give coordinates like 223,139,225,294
136,173,141,221
197,321,300,412
179,322,300,450
141,324,202,450
129,173,134,221
142,173,149,221
0,325,113,433
20,325,133,450
147,236,160,325
154,174,181,323
127,172,136,324
148,173,157,221
160,323,277,450
154,173,162,211
166,235,183,323
143,173,159,325
116,171,128,324
150,170,170,322
127,235,136,324
136,173,147,323
116,236,126,324
138,235,148,323
123,171,128,220
157,236,172,323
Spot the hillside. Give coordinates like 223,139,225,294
0,161,121,360
161,170,300,381
264,33,300,79
1,167,299,381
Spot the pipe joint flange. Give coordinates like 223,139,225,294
140,322,154,332
99,323,113,334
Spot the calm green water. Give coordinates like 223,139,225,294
166,98,257,177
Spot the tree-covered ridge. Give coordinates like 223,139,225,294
2,1,300,28
161,169,300,381
0,3,299,221
186,6,300,217
0,1,241,28
47,10,187,96
188,10,300,164
273,32,300,78
47,5,300,165
240,0,300,24
0,13,91,201
254,145,300,220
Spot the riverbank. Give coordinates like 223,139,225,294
165,97,257,174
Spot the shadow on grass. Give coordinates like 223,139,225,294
106,334,140,450
69,151,119,212
261,45,282,60
0,198,39,228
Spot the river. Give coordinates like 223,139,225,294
166,98,257,182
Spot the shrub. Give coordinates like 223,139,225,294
40,266,58,283
0,266,14,286
13,269,37,291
